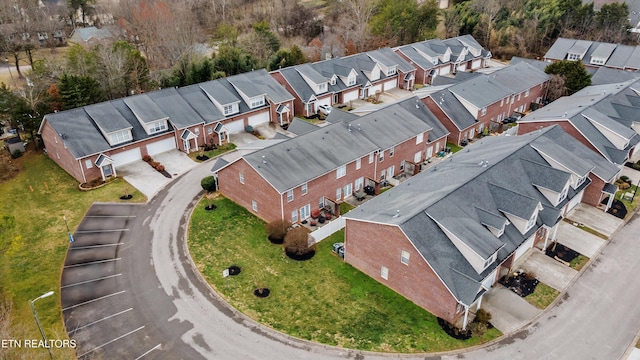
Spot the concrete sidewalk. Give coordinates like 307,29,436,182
565,203,623,238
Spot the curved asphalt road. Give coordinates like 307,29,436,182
129,160,640,360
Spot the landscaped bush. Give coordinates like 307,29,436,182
142,154,152,162
150,161,159,168
283,227,315,260
266,219,291,244
10,149,22,159
201,176,217,192
245,125,254,133
155,164,165,172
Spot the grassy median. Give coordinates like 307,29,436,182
0,151,144,359
188,196,501,353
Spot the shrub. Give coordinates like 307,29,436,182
10,149,22,159
620,176,630,183
245,125,254,133
200,176,217,192
150,161,159,168
283,227,314,257
266,219,291,243
142,154,152,162
620,182,631,190
156,164,165,172
475,308,492,324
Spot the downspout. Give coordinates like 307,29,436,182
79,159,87,183
462,305,470,330
280,191,284,222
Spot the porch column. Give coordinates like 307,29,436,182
476,295,483,310
462,305,470,330
112,164,117,178
100,166,106,181
551,222,559,241
605,194,614,212
543,225,551,251
194,138,199,152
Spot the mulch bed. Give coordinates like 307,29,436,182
205,204,217,211
196,155,209,161
545,243,579,263
437,318,472,340
228,265,241,276
284,249,316,261
499,272,539,297
119,194,133,200
159,169,172,178
268,235,284,244
254,288,270,298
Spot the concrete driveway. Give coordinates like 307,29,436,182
481,284,541,334
517,250,577,291
556,221,606,258
117,150,196,199
565,203,623,238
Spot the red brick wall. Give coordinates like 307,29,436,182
217,158,283,223
583,174,607,207
518,120,602,155
41,120,86,182
423,97,465,145
394,51,429,84
345,219,461,323
475,82,547,132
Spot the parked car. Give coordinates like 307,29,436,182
317,105,333,116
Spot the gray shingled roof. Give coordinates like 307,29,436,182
345,126,582,306
123,95,168,124
489,62,549,94
396,45,435,70
147,87,204,129
177,84,225,124
297,63,328,84
429,90,477,130
544,38,577,60
84,102,132,134
228,69,294,103
43,109,111,159
278,67,316,103
200,80,241,106
286,118,319,136
369,48,415,73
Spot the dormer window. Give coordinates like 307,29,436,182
223,104,238,116
330,76,337,86
110,130,132,145
568,53,580,61
576,175,585,187
250,96,265,108
318,83,327,93
149,121,167,134
558,185,569,203
483,253,496,269
347,76,356,86
386,67,397,76
525,212,536,232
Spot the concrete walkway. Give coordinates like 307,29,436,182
565,203,623,238
481,284,541,334
623,166,640,187
556,221,606,258
518,250,577,291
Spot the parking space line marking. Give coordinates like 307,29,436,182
86,215,137,218
70,243,124,250
61,274,122,288
75,229,129,233
134,344,161,360
64,258,121,268
78,326,145,358
68,308,133,334
62,290,126,311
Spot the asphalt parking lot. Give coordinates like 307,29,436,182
61,203,161,360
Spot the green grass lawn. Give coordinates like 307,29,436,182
189,143,237,162
617,185,640,214
526,283,560,309
0,152,145,359
446,142,463,153
339,201,355,215
569,255,589,271
189,196,501,353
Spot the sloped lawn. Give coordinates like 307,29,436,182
0,152,145,359
188,197,501,352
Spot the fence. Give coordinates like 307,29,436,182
309,216,345,244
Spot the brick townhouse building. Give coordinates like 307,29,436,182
343,125,619,329
213,97,448,224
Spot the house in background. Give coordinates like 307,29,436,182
270,48,415,117
544,37,640,72
213,97,448,225
343,125,618,329
420,62,549,143
518,80,640,210
68,26,114,45
38,69,294,183
394,35,491,85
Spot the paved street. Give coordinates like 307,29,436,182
65,159,640,359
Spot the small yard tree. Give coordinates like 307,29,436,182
200,176,217,192
266,219,291,244
283,227,315,260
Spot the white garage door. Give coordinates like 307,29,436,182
383,79,397,91
439,66,451,76
111,148,142,167
457,63,467,72
343,89,359,103
248,112,270,127
566,190,584,213
370,84,383,95
225,119,245,133
514,233,536,262
472,59,482,69
146,137,176,155
317,96,332,107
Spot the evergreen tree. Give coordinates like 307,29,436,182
545,60,591,96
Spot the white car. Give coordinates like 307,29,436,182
317,105,333,116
